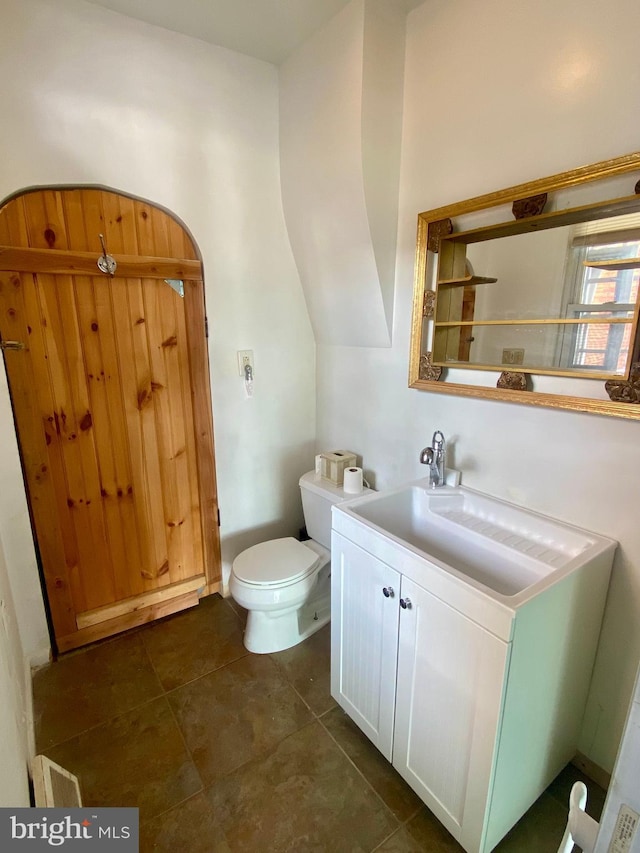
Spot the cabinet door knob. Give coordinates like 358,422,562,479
400,597,412,610
382,586,394,598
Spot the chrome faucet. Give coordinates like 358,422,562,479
419,430,446,488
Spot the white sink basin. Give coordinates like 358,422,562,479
337,481,612,599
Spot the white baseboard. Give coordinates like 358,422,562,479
572,751,612,791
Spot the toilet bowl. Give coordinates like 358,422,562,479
230,471,369,654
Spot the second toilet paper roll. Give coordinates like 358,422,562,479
343,466,364,494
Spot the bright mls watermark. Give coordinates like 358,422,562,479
0,808,138,850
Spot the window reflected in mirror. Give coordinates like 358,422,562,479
561,216,639,373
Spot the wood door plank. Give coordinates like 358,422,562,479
75,189,106,251
94,279,147,595
149,204,172,257
0,196,30,247
62,189,103,254
57,589,202,653
142,276,182,585
169,214,198,261
184,279,220,587
62,192,142,602
47,272,116,611
133,200,156,256
37,272,116,611
0,245,202,279
74,274,135,602
76,574,205,630
18,272,85,615
129,277,169,583
139,201,196,585
22,190,69,251
0,201,14,245
133,199,155,254
0,272,77,635
103,194,168,588
101,191,135,255
160,280,200,583
159,285,193,585
109,275,166,589
174,286,205,577
151,205,202,583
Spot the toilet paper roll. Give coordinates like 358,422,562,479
343,467,364,494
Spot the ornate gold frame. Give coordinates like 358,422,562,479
408,152,640,419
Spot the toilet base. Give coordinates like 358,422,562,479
243,575,331,654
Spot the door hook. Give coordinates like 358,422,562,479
97,233,117,276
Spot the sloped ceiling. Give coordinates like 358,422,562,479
279,0,406,346
84,0,423,64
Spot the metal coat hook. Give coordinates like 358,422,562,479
97,234,117,276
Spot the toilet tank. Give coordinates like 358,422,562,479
299,471,370,549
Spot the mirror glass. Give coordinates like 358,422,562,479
434,213,640,377
409,152,640,419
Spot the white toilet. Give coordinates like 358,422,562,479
230,471,367,654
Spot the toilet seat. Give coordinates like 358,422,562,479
232,537,320,587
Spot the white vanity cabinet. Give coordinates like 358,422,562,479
330,491,616,853
331,532,509,850
393,574,510,849
330,535,399,760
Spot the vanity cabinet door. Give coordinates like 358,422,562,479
393,576,510,852
330,531,400,760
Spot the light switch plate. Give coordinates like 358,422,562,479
502,348,525,365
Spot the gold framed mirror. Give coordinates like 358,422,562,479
408,152,640,419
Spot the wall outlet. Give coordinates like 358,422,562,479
237,349,254,376
502,348,525,365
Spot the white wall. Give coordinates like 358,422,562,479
0,533,31,806
0,0,316,657
280,0,405,347
0,360,50,665
317,0,640,773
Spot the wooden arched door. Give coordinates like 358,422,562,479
0,188,220,652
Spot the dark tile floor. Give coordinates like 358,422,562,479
32,594,606,852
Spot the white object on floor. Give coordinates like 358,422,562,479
594,657,640,853
32,755,82,807
230,470,371,654
558,781,600,853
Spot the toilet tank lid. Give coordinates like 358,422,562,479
299,470,372,502
233,537,320,585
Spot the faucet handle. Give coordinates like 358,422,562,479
432,429,445,449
